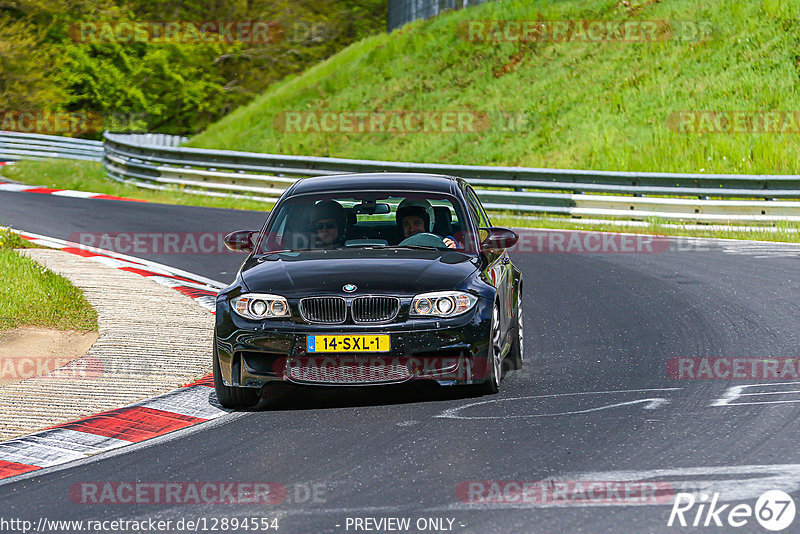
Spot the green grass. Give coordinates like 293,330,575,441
0,160,275,211
6,0,800,244
0,228,98,332
188,0,800,175
0,229,38,250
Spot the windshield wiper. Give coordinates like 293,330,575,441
260,247,351,254
385,244,443,251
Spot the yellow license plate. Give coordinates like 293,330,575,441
307,334,390,353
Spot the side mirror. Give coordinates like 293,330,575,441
224,230,258,253
480,227,518,252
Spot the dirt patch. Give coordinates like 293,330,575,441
0,327,98,387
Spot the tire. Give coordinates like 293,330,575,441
477,302,502,395
213,338,260,409
510,294,524,370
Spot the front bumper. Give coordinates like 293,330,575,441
215,299,492,388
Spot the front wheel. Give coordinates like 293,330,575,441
510,295,523,370
476,303,502,395
213,338,260,409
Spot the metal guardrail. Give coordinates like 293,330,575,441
103,133,294,201
102,132,800,223
4,130,800,223
0,131,105,162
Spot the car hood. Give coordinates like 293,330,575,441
240,249,479,296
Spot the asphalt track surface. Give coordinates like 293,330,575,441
2,191,800,533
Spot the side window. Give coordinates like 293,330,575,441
465,186,490,228
464,189,481,226
272,211,288,246
260,207,288,252
479,201,492,227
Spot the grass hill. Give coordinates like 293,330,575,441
187,0,800,175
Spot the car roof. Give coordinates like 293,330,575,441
289,173,464,195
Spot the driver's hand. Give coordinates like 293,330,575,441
443,237,457,249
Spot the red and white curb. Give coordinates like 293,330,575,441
0,229,231,482
12,229,224,312
0,180,143,202
0,376,226,480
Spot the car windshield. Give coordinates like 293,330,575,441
258,192,477,253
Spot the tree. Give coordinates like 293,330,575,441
0,0,387,136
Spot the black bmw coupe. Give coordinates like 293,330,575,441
214,173,523,407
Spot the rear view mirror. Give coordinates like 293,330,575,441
480,227,518,251
352,201,390,215
224,230,258,252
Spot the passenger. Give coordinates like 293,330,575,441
395,199,460,249
310,200,346,248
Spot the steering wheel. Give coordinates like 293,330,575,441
398,232,447,248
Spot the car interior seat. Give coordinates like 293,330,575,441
432,206,455,237
345,208,357,240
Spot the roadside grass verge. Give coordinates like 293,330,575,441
178,0,800,244
188,0,800,176
0,160,275,211
0,228,98,332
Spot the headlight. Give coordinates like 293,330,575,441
231,293,290,320
410,291,478,318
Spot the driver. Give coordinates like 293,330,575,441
395,199,460,249
310,200,347,248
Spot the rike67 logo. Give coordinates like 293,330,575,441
668,490,796,531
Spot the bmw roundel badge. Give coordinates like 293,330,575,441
343,284,357,293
